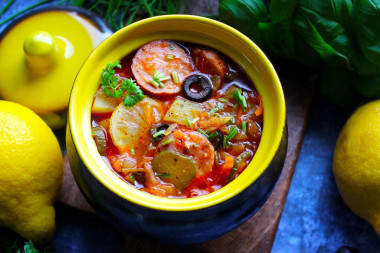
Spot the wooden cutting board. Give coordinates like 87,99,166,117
58,60,318,252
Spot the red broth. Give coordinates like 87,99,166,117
91,40,263,198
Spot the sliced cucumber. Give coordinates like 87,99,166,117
153,150,196,190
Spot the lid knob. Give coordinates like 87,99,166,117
23,31,57,74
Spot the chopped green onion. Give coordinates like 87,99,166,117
217,103,223,110
162,139,174,146
209,108,219,114
191,117,199,124
233,88,247,111
153,129,166,138
230,115,235,124
242,121,247,132
172,71,179,83
233,103,239,109
223,135,227,148
166,54,174,60
208,132,218,140
131,147,135,155
185,118,192,127
197,129,209,138
149,79,159,87
151,70,170,88
157,173,171,178
227,127,238,141
219,98,229,103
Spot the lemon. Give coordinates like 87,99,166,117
333,99,380,235
0,100,63,244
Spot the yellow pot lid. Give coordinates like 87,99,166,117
0,6,113,114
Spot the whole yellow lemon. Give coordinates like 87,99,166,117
0,100,63,244
333,99,380,235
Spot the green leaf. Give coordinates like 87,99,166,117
298,0,352,28
294,6,352,69
101,61,123,98
219,0,268,48
352,0,380,67
121,78,145,107
269,0,298,24
349,48,380,76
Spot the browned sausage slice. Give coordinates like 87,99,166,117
132,40,195,96
191,47,228,77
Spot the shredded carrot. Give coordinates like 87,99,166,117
221,155,234,171
236,107,243,124
255,96,263,116
121,168,144,174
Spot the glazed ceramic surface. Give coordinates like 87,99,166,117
0,6,112,128
67,15,286,244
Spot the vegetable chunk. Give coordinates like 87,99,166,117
153,150,196,190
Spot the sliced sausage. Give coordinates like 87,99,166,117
132,40,195,96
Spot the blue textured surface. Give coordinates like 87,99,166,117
272,96,380,253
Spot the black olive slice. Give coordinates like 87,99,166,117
182,74,212,102
150,124,169,140
210,129,224,150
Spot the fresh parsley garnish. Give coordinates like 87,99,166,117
121,78,145,107
101,60,145,107
101,61,123,98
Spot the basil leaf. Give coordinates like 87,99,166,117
219,0,268,48
269,0,297,24
353,0,380,67
294,5,353,68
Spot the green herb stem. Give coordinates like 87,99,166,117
226,127,238,141
218,98,229,103
0,0,15,16
0,0,51,26
191,117,199,124
242,121,247,132
162,139,174,146
153,129,166,138
197,129,209,138
172,71,179,83
208,132,218,140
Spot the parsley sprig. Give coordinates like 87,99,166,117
101,60,145,107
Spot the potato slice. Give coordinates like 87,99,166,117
92,89,122,114
153,150,196,190
164,97,202,125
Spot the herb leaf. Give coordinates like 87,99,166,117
101,60,145,107
121,78,145,107
101,61,123,98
